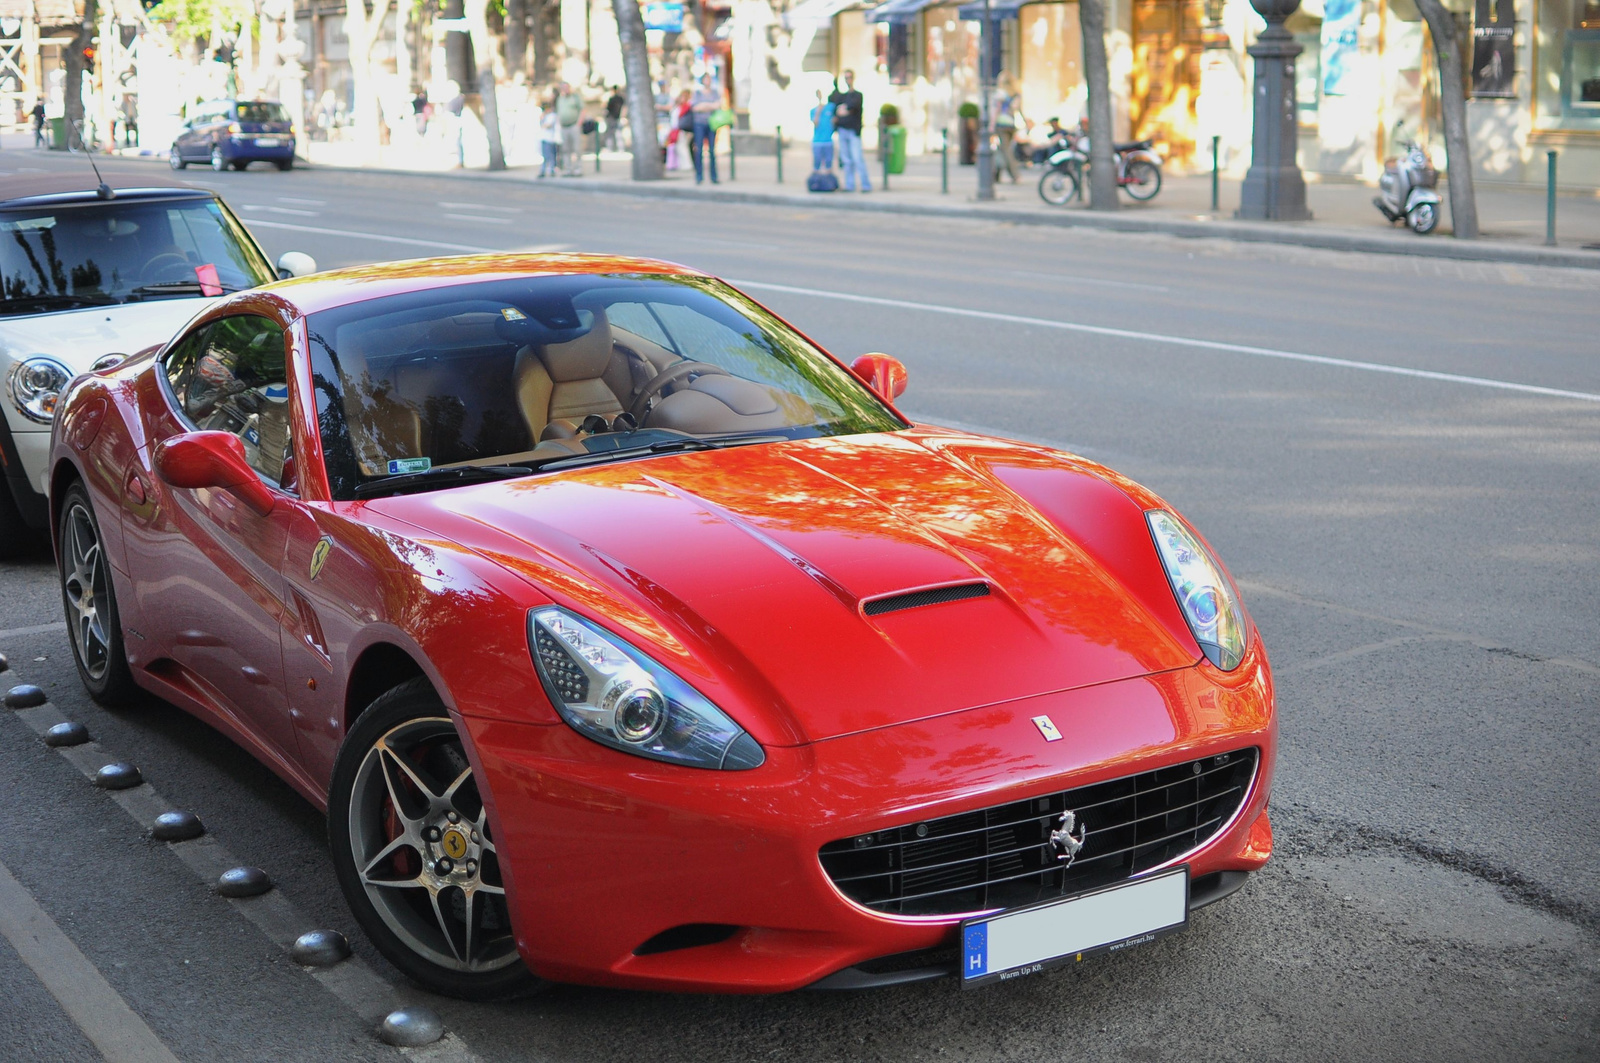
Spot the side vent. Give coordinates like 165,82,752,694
863,582,990,617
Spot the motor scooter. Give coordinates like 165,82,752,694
1375,142,1441,234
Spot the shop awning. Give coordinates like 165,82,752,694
954,0,1028,20
786,0,863,26
867,0,939,24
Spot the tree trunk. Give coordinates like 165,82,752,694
612,0,662,180
1078,0,1118,211
444,0,471,87
505,0,527,80
465,0,506,169
532,0,560,85
345,0,392,160
1415,0,1478,239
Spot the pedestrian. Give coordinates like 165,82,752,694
690,74,720,185
538,97,561,178
556,83,584,176
665,89,691,171
809,89,835,172
31,100,45,148
444,83,466,167
830,70,869,192
604,85,625,151
994,79,1021,184
412,89,429,137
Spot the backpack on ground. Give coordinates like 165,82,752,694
807,170,839,193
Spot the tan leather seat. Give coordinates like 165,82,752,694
514,308,625,441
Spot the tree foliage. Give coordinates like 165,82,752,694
145,0,253,47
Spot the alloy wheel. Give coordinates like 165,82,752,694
347,717,519,974
62,502,111,681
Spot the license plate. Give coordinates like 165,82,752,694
255,138,281,147
960,867,1188,987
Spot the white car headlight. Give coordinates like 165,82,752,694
7,356,73,423
528,607,765,770
1146,510,1248,671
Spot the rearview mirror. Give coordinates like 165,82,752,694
850,353,908,403
276,251,317,279
153,431,276,516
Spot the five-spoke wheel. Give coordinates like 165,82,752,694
329,680,538,999
57,483,134,704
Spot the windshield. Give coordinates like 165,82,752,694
236,102,289,124
0,197,276,317
305,273,904,500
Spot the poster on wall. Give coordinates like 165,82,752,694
644,3,685,33
1321,0,1361,96
1472,0,1516,97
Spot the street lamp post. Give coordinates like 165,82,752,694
1237,0,1310,220
975,0,994,200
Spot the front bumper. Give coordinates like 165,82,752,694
463,657,1275,994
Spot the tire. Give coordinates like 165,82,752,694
168,146,186,171
57,482,136,706
0,481,39,560
328,679,542,1001
232,160,249,172
1038,168,1078,206
211,146,227,172
275,158,294,172
1123,160,1162,201
1408,202,1438,234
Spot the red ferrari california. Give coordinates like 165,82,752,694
48,254,1275,999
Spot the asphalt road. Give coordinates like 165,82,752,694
1,152,1596,1062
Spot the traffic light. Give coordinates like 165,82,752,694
82,45,95,73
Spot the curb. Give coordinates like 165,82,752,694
118,149,1600,270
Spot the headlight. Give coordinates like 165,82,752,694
528,607,765,770
1146,510,1247,671
7,357,73,423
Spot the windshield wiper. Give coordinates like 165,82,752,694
353,464,534,500
529,434,786,473
129,281,244,299
1,293,117,315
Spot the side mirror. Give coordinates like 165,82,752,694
276,251,317,279
153,431,276,516
850,353,908,403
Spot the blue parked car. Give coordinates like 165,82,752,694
170,99,297,172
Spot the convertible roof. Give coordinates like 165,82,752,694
0,174,212,208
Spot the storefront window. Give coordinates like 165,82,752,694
876,22,914,85
1565,26,1600,115
1536,0,1600,127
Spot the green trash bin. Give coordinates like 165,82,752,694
49,116,67,150
885,126,907,175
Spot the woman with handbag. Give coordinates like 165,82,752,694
666,89,691,171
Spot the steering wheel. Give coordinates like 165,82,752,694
141,253,193,285
629,361,729,423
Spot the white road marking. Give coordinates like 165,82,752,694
239,203,320,216
0,621,67,638
244,219,569,257
733,279,1600,404
437,201,520,213
443,212,515,224
276,196,326,206
1,677,485,1062
0,858,183,1063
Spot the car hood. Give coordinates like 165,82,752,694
380,430,1201,744
0,298,213,372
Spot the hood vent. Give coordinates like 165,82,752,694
863,582,990,617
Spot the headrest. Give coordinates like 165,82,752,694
539,307,614,383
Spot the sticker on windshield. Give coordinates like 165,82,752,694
387,457,432,475
500,307,527,321
195,263,223,297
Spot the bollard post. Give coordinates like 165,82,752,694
1546,150,1557,246
776,125,783,184
728,129,736,181
1211,136,1220,213
882,146,889,192
942,130,949,194
594,129,601,174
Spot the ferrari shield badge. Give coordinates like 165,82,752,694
1031,715,1063,742
309,535,334,581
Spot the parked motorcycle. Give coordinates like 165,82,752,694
1037,135,1163,206
1374,142,1441,234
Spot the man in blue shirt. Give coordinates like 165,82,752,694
810,90,835,171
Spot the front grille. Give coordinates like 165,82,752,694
819,748,1257,916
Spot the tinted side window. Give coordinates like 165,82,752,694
164,315,292,488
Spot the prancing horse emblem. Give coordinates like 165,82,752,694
1049,810,1087,866
309,535,334,581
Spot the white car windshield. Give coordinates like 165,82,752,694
304,273,905,499
0,196,276,317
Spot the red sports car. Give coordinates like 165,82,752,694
48,254,1275,999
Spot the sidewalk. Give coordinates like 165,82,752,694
302,136,1600,270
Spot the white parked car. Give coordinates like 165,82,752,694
0,175,314,554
